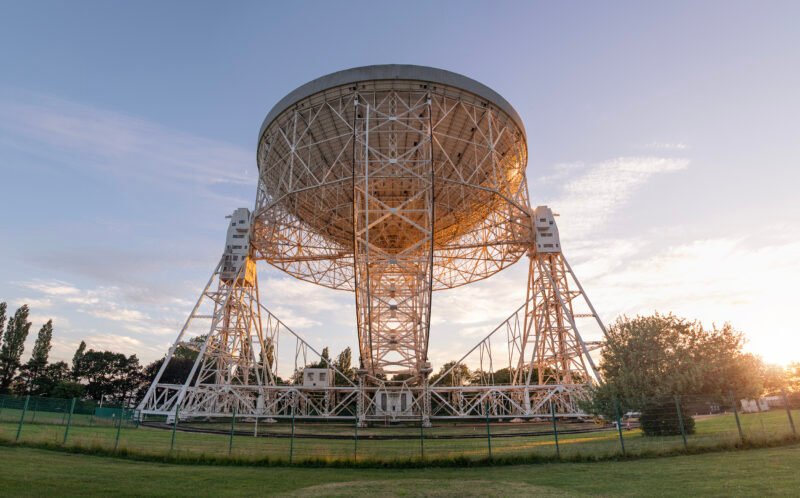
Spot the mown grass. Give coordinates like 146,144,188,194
1,443,799,496
0,405,797,466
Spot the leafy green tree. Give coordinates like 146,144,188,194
0,305,32,393
23,319,53,393
115,354,143,404
334,347,355,384
71,340,86,380
586,313,762,429
78,350,143,403
486,367,514,385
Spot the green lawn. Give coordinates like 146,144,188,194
0,443,798,496
0,407,797,464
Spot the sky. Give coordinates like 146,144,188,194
1,1,799,372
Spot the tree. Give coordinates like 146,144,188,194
264,337,275,371
115,354,144,404
320,347,331,366
586,313,761,433
0,301,7,351
485,367,514,385
71,340,86,380
138,355,195,397
334,347,355,384
24,319,53,393
0,305,32,393
51,380,85,399
31,361,70,396
78,350,143,404
137,342,201,402
759,361,788,396
788,362,800,393
429,361,471,386
136,335,208,401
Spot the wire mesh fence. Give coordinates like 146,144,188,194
1,390,797,465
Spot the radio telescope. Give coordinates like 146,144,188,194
139,65,607,425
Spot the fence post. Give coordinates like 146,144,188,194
730,391,744,443
63,398,76,445
550,401,560,459
781,388,796,437
674,395,688,450
614,398,626,456
0,395,5,417
16,395,30,442
420,416,425,461
31,397,38,423
254,416,259,438
114,406,124,451
228,406,237,456
61,399,68,426
170,405,180,452
289,396,296,464
485,400,493,460
353,416,359,462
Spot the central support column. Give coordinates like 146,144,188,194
352,91,434,380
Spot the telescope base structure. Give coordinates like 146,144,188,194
138,207,606,424
138,383,593,423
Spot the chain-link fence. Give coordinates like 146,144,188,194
1,390,797,465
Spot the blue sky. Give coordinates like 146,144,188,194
1,1,799,369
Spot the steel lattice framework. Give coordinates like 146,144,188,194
252,66,530,377
138,65,608,424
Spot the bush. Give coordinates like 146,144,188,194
640,397,696,436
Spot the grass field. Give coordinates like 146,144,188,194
1,405,797,464
1,443,798,496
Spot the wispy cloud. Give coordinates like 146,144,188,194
641,142,689,151
0,93,253,202
22,280,82,297
13,297,54,309
20,278,154,327
537,156,689,238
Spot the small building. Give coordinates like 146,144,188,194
220,208,254,283
533,206,561,253
302,368,333,388
740,398,770,413
374,391,414,417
